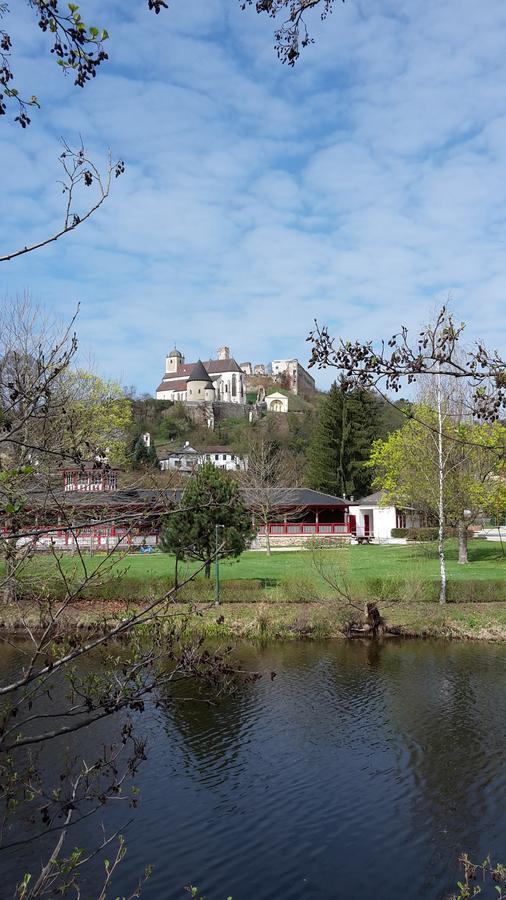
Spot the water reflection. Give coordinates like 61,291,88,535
2,639,506,899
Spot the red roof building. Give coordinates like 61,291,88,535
156,346,246,405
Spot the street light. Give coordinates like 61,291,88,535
215,524,225,607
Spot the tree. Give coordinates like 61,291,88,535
241,0,338,65
239,438,302,555
306,380,381,499
1,0,338,127
308,307,506,601
370,406,506,567
160,462,253,578
0,300,253,895
0,138,124,263
308,306,506,424
129,433,160,470
61,369,132,465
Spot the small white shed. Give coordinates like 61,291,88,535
348,491,422,543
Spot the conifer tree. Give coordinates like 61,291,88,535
160,463,253,578
306,381,381,498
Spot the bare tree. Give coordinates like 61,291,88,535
308,306,506,426
239,438,304,554
0,299,257,896
1,140,124,263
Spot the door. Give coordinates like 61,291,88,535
348,514,356,535
363,514,370,536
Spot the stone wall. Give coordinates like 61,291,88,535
251,533,352,549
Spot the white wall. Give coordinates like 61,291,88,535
350,504,396,541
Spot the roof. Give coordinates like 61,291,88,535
270,488,348,508
158,357,243,383
168,346,183,357
187,360,213,384
159,444,198,458
156,378,188,394
351,490,384,506
200,446,237,455
204,358,242,374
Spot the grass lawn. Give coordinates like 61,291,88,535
1,541,506,639
3,539,505,604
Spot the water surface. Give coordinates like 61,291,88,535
2,639,506,899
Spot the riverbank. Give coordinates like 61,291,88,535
5,541,506,605
2,597,506,641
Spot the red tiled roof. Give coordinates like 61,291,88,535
156,358,243,394
155,378,188,393
161,358,242,380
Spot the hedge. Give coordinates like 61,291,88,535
390,526,474,541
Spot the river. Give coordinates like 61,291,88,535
2,639,506,899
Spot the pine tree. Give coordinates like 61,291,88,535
307,382,348,496
160,463,253,578
306,381,381,498
131,435,159,470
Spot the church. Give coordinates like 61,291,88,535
155,345,246,405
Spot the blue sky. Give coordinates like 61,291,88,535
1,0,506,392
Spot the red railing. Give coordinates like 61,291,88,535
258,522,352,536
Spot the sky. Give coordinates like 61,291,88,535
1,0,506,392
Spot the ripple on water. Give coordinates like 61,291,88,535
4,640,506,900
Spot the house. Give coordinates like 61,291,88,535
63,463,118,493
254,488,351,548
348,491,423,543
156,346,246,405
158,442,247,473
22,471,350,552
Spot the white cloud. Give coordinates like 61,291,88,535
1,0,506,393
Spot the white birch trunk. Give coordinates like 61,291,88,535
436,367,447,604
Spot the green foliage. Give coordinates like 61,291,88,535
371,407,506,526
160,463,253,575
64,370,132,465
129,435,159,470
306,381,382,498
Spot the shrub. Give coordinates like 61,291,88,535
391,526,475,542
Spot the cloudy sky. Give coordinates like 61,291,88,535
1,0,506,392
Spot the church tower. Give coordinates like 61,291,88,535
165,346,184,374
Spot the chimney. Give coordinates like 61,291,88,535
217,346,230,360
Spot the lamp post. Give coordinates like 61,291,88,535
215,524,225,606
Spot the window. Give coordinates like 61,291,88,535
231,374,237,397
215,454,219,460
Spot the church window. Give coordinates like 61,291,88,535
231,374,237,397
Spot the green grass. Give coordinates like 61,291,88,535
4,540,505,603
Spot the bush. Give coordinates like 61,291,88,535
390,526,475,541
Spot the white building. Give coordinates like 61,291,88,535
156,346,246,405
159,442,247,474
265,391,289,413
348,491,422,543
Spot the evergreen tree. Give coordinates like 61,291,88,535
130,434,159,470
306,381,381,498
160,463,253,578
